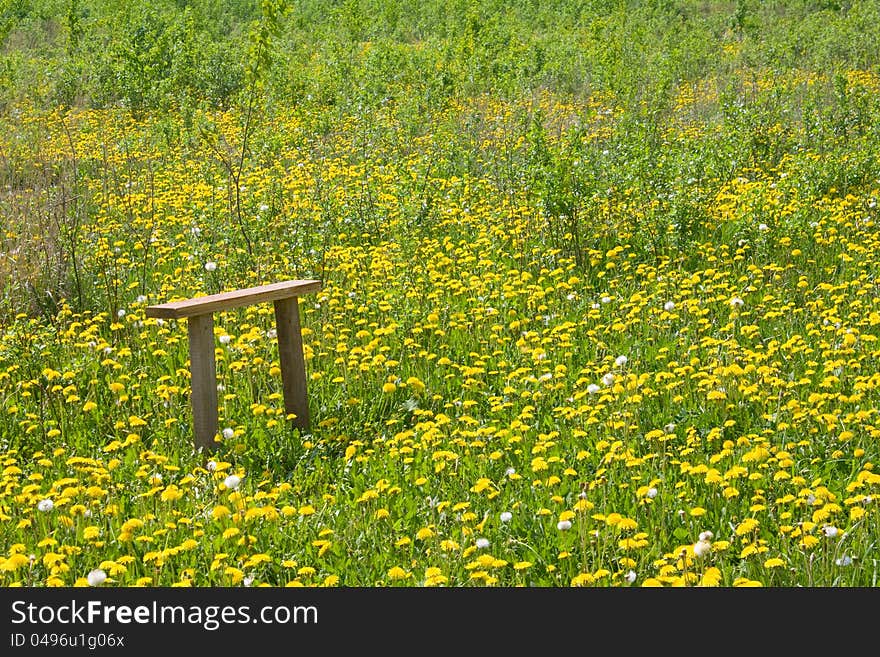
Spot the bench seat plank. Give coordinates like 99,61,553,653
145,279,322,319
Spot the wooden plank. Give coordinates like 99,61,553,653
146,279,322,319
273,297,310,431
187,313,219,451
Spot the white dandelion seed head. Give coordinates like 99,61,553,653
822,525,839,538
624,570,637,584
243,575,255,587
500,511,513,523
204,261,217,272
615,355,628,367
664,301,676,311
587,384,600,394
758,223,769,231
806,494,816,505
117,309,126,318
591,303,600,310
475,538,490,549
266,328,278,340
557,520,572,531
136,295,147,304
601,372,615,386
219,334,231,345
692,540,712,558
729,296,744,308
835,555,853,567
699,530,714,542
646,487,658,499
87,569,107,586
664,422,676,433
37,499,54,512
222,427,235,440
223,474,241,491
259,203,269,212
505,467,516,476
601,296,612,304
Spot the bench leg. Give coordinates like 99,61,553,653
187,313,219,451
273,297,310,431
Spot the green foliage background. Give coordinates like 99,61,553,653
1,1,878,112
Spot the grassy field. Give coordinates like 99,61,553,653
1,0,879,587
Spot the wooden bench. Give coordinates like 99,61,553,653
146,280,322,451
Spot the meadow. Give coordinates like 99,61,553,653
1,0,879,587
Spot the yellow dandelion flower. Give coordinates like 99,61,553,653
617,517,638,531
735,518,760,535
424,567,447,586
800,535,820,549
571,573,595,587
225,567,244,584
160,485,182,502
387,566,410,580
311,540,332,557
699,567,723,587
733,578,763,587
2,554,30,572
